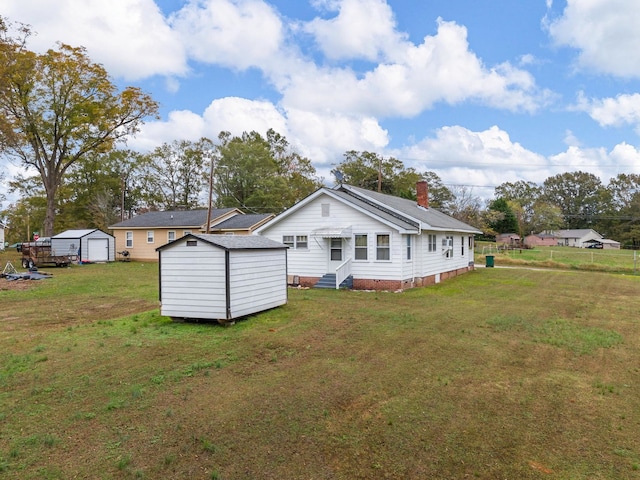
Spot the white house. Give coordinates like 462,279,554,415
156,234,288,323
552,229,603,248
255,182,482,291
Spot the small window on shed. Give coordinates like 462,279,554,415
186,240,197,247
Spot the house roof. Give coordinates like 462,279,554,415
256,184,482,235
212,214,274,231
109,208,237,229
338,185,482,234
52,229,109,239
553,229,602,239
156,233,287,252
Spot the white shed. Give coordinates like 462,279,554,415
156,234,288,323
51,229,116,263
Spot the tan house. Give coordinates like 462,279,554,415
109,208,273,261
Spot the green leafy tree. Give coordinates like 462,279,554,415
139,138,212,211
0,19,158,236
487,197,519,235
214,130,321,213
2,175,47,242
62,149,144,230
529,201,564,233
333,151,455,209
541,171,609,229
602,173,640,246
494,180,542,234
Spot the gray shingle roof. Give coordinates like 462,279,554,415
338,185,482,234
213,214,273,231
109,209,236,229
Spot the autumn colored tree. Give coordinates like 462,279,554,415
0,18,158,235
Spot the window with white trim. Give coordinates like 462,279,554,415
428,234,437,252
406,235,412,260
183,230,192,236
296,235,308,249
354,234,368,260
125,231,133,248
147,231,154,244
168,231,176,242
461,236,464,256
376,234,390,261
443,235,454,258
283,235,308,249
283,235,294,248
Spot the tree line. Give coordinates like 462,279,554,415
1,15,639,247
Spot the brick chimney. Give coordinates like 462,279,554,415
416,180,429,208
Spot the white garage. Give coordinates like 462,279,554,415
157,234,288,323
51,229,116,263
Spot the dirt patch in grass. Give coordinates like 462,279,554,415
0,278,39,291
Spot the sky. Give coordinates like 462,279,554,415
3,0,640,203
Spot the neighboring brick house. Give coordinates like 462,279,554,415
109,209,273,261
255,181,482,291
523,233,557,247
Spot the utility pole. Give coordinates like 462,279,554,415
205,150,215,234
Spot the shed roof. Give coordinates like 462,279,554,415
52,229,109,239
109,209,237,229
157,233,287,252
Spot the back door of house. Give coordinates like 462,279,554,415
327,238,343,273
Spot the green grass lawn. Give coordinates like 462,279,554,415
1,255,640,479
476,242,640,273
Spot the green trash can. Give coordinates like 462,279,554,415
485,255,494,268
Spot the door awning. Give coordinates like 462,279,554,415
311,226,352,238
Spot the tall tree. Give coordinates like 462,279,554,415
541,171,609,230
214,130,321,213
0,20,158,235
139,138,212,211
333,151,455,208
63,149,144,229
602,173,640,246
494,180,542,234
487,197,519,235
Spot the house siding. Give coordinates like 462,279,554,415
112,228,194,261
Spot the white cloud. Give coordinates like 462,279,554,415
576,92,640,131
3,0,188,80
304,0,406,61
130,110,207,152
548,0,640,78
392,125,640,196
284,18,549,117
170,0,284,70
286,109,389,165
202,97,288,137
